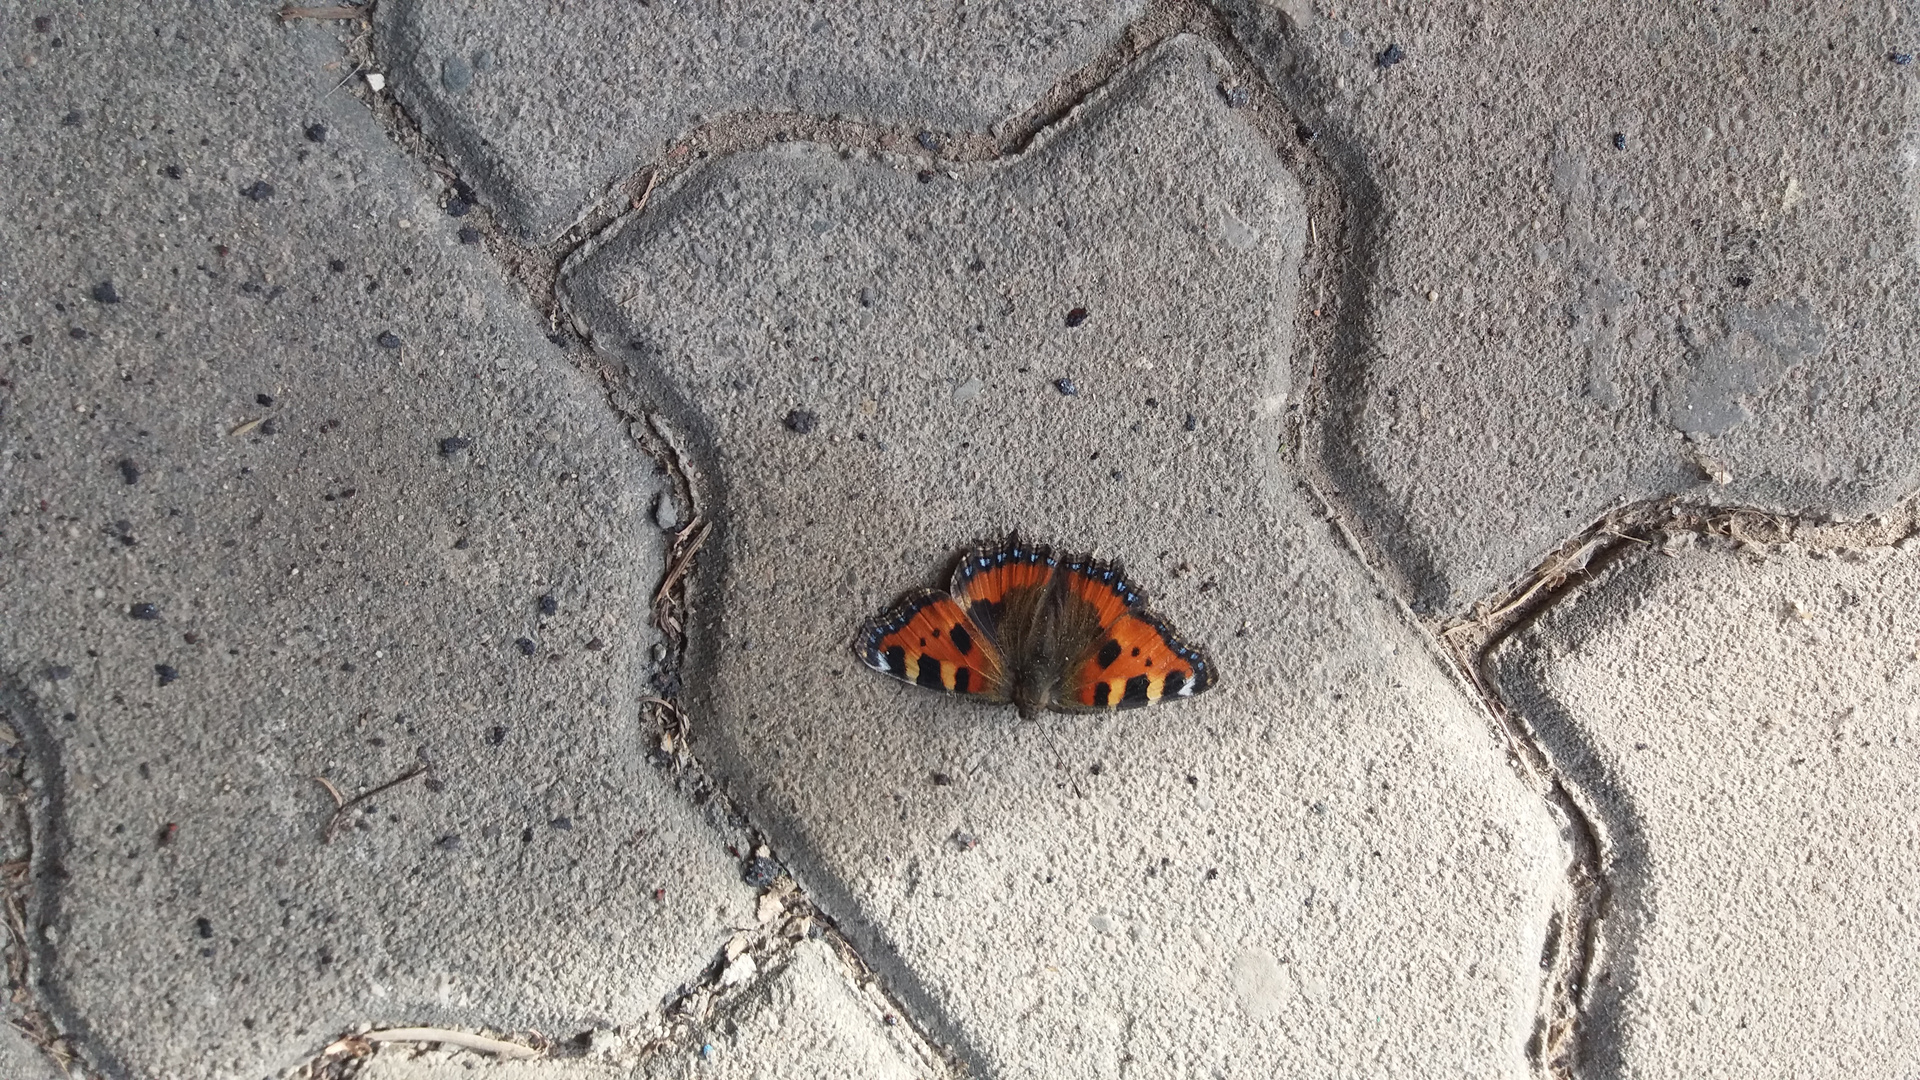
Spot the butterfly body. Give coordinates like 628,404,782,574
856,537,1216,719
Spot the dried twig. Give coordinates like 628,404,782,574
313,766,427,844
651,517,712,644
632,168,661,214
363,1027,542,1059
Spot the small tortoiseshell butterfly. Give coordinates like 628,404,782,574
856,536,1217,719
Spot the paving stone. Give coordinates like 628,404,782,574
642,940,941,1079
375,0,1146,239
1225,1,1920,613
0,8,751,1076
1491,537,1920,1078
563,37,1561,1077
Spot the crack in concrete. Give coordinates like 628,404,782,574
1420,495,1920,1079
0,681,123,1080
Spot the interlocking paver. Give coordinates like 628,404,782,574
1491,537,1920,1077
1225,1,1920,613
376,0,1146,238
0,8,750,1076
563,36,1561,1077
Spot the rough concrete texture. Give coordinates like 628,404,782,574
1492,537,1920,1078
565,37,1562,1077
0,7,752,1077
1225,1,1920,613
376,0,1147,239
641,940,939,1079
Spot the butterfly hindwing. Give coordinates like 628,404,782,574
948,536,1056,645
856,588,1009,701
1053,554,1216,713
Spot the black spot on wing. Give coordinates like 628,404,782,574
884,645,906,674
1163,670,1187,696
916,657,946,689
1095,638,1121,669
1093,682,1111,708
949,623,973,656
953,667,971,693
1122,674,1152,704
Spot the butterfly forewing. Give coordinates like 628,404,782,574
1053,558,1215,712
856,588,1010,701
1061,610,1216,711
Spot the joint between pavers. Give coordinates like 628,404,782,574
1405,491,1920,1079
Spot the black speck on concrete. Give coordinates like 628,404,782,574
743,856,783,888
458,226,481,245
240,180,274,202
1218,79,1251,108
1184,413,1199,431
445,198,471,218
538,593,557,616
515,637,535,656
129,602,160,621
92,280,120,304
118,458,140,485
155,664,178,686
452,537,469,550
164,164,183,179
916,169,936,184
1065,306,1089,327
260,418,279,436
1295,123,1318,144
68,327,88,340
43,665,72,682
1055,378,1079,396
441,54,474,93
550,816,572,831
194,917,213,939
1376,43,1405,68
62,110,83,127
486,724,508,745
783,408,816,434
376,330,403,349
256,393,275,406
439,436,470,456
328,258,346,273
915,130,943,152
1613,132,1627,151
305,122,328,143
434,834,462,850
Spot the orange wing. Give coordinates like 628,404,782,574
855,588,1009,701
948,536,1057,642
1054,554,1216,712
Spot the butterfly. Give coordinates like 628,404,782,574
855,536,1217,719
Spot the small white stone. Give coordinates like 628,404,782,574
720,953,757,987
365,72,386,91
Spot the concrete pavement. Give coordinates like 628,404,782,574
2,2,1916,1078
